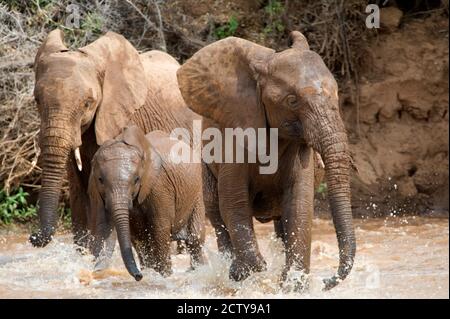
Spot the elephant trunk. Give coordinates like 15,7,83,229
29,128,72,247
111,201,142,281
319,130,356,290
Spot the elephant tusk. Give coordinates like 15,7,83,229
74,147,82,171
316,152,325,169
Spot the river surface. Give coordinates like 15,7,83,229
0,216,448,298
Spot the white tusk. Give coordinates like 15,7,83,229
74,147,82,171
316,152,325,169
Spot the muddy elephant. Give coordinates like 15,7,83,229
31,29,203,248
177,31,355,290
89,126,205,281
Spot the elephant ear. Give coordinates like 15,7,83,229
34,29,68,73
288,31,310,51
121,125,149,154
87,164,115,259
177,37,275,129
87,165,106,237
79,32,148,145
120,126,161,204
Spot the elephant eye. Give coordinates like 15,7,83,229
134,176,140,184
285,95,299,109
98,177,103,184
84,98,94,108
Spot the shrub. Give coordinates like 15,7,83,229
0,187,37,224
215,16,239,39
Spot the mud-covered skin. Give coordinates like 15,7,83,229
89,126,205,280
31,30,211,249
177,31,355,290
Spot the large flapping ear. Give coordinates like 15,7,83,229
177,37,275,129
34,29,68,73
79,32,148,145
288,31,310,51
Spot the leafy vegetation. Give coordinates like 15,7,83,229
214,16,239,39
0,188,37,224
58,205,72,228
263,0,285,34
316,182,328,199
0,187,72,226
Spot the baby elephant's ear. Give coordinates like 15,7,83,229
121,125,148,154
288,31,310,51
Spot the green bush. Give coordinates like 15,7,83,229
263,0,285,34
316,182,327,199
0,187,73,226
0,187,37,224
215,16,239,39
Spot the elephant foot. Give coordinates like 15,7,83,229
29,231,52,248
218,246,233,259
94,257,112,272
153,262,173,278
190,252,206,270
176,240,187,254
73,231,90,250
229,254,267,281
322,275,341,291
281,268,310,293
75,246,89,256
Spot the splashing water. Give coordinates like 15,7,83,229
0,217,448,298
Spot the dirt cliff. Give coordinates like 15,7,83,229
345,13,448,216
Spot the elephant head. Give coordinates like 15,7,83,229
177,31,355,289
89,125,160,281
30,30,148,246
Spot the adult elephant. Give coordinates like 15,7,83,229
30,29,201,248
177,31,355,290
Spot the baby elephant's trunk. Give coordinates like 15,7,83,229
112,203,142,281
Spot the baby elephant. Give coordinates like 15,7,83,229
88,125,205,281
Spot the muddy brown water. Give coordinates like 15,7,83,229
0,217,448,298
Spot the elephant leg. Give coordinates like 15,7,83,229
146,200,173,277
133,239,151,270
129,210,151,269
186,197,206,269
281,147,314,292
94,229,116,272
149,227,172,277
67,157,90,249
218,164,266,281
273,219,287,246
203,166,232,255
176,240,187,254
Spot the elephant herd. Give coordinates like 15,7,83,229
28,29,355,292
